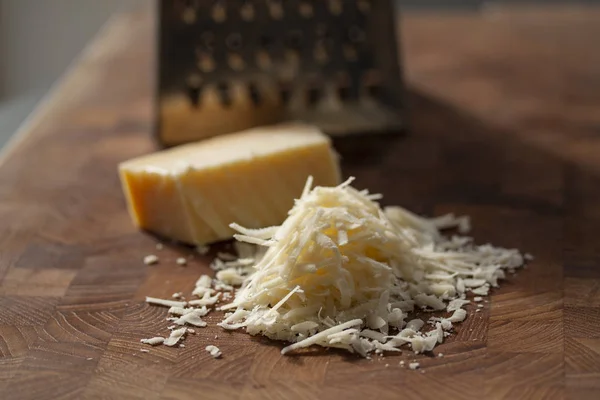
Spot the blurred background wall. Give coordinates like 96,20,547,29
0,0,138,148
0,0,594,148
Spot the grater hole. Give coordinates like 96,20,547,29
240,1,255,21
197,51,216,72
315,24,328,38
306,83,322,106
259,35,273,50
248,83,261,106
226,33,243,51
201,32,215,51
357,0,371,13
217,83,232,107
366,83,381,99
182,8,196,24
228,53,245,71
285,31,303,50
336,73,352,101
314,42,329,64
285,49,300,66
211,1,227,23
363,70,382,98
187,73,202,87
278,83,292,105
256,50,271,70
343,44,358,62
328,0,343,15
187,74,202,107
348,26,366,43
299,1,313,18
316,24,335,49
268,0,284,20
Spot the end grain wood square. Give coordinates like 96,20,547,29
82,342,171,399
416,343,486,376
42,309,123,344
488,320,563,353
566,374,600,400
4,370,90,400
490,290,563,323
161,378,244,400
17,341,104,374
15,241,85,270
0,268,77,297
325,355,407,386
0,296,58,326
565,337,600,374
241,380,321,400
169,341,255,383
565,278,600,307
484,352,564,400
564,306,600,338
249,344,329,385
0,325,41,358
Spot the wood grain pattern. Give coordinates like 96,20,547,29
1,3,600,399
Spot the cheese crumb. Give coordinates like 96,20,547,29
176,257,187,266
438,353,444,357
473,296,483,302
143,254,159,265
409,362,420,370
141,337,165,346
206,345,222,358
164,328,187,346
196,245,210,255
140,349,150,353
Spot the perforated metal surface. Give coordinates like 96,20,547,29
157,0,405,145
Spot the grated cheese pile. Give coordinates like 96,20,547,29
142,177,528,358
215,177,526,356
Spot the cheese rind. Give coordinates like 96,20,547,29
119,123,341,245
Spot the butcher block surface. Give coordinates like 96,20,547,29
1,4,600,400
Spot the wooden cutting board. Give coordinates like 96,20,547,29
1,4,599,400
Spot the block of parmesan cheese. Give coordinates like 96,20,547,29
119,123,341,245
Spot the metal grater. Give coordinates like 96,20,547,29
156,0,405,146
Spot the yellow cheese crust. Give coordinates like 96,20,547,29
119,123,341,245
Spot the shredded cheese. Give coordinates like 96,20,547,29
164,327,187,346
214,176,527,357
176,257,187,266
141,337,165,346
145,297,187,308
205,345,222,358
143,255,159,265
